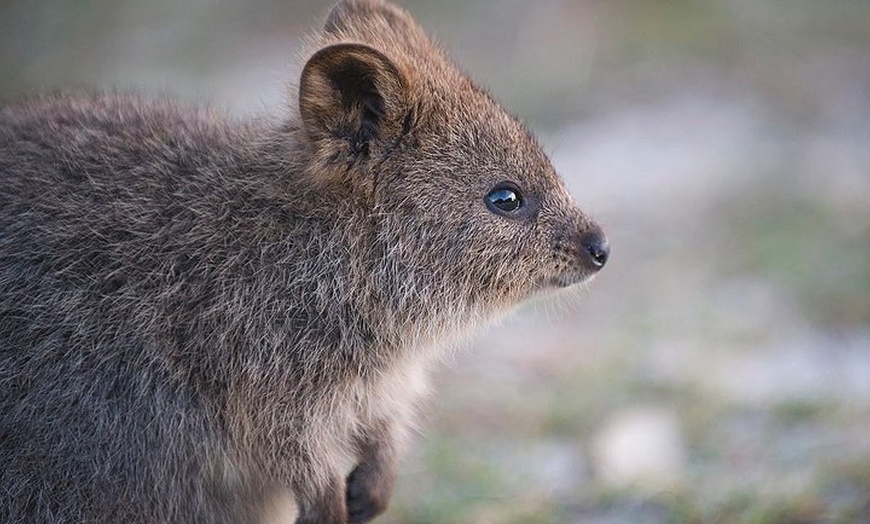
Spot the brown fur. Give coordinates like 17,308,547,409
0,1,607,523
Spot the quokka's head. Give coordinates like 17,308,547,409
296,0,608,310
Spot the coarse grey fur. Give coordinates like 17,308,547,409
0,1,607,523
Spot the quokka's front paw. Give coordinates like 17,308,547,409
345,460,395,523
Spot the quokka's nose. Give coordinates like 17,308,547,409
580,229,609,270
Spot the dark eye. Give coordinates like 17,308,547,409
485,185,523,214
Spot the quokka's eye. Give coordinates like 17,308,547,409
485,184,523,215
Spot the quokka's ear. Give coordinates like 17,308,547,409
299,43,409,159
323,0,420,39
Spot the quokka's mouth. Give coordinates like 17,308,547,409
542,271,596,290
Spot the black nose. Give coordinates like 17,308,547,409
580,230,609,270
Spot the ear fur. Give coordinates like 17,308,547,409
299,43,408,160
324,0,421,40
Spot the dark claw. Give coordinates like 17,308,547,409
346,464,390,523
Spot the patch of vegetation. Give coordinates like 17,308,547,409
720,182,870,328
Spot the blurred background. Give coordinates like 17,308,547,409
2,0,869,522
